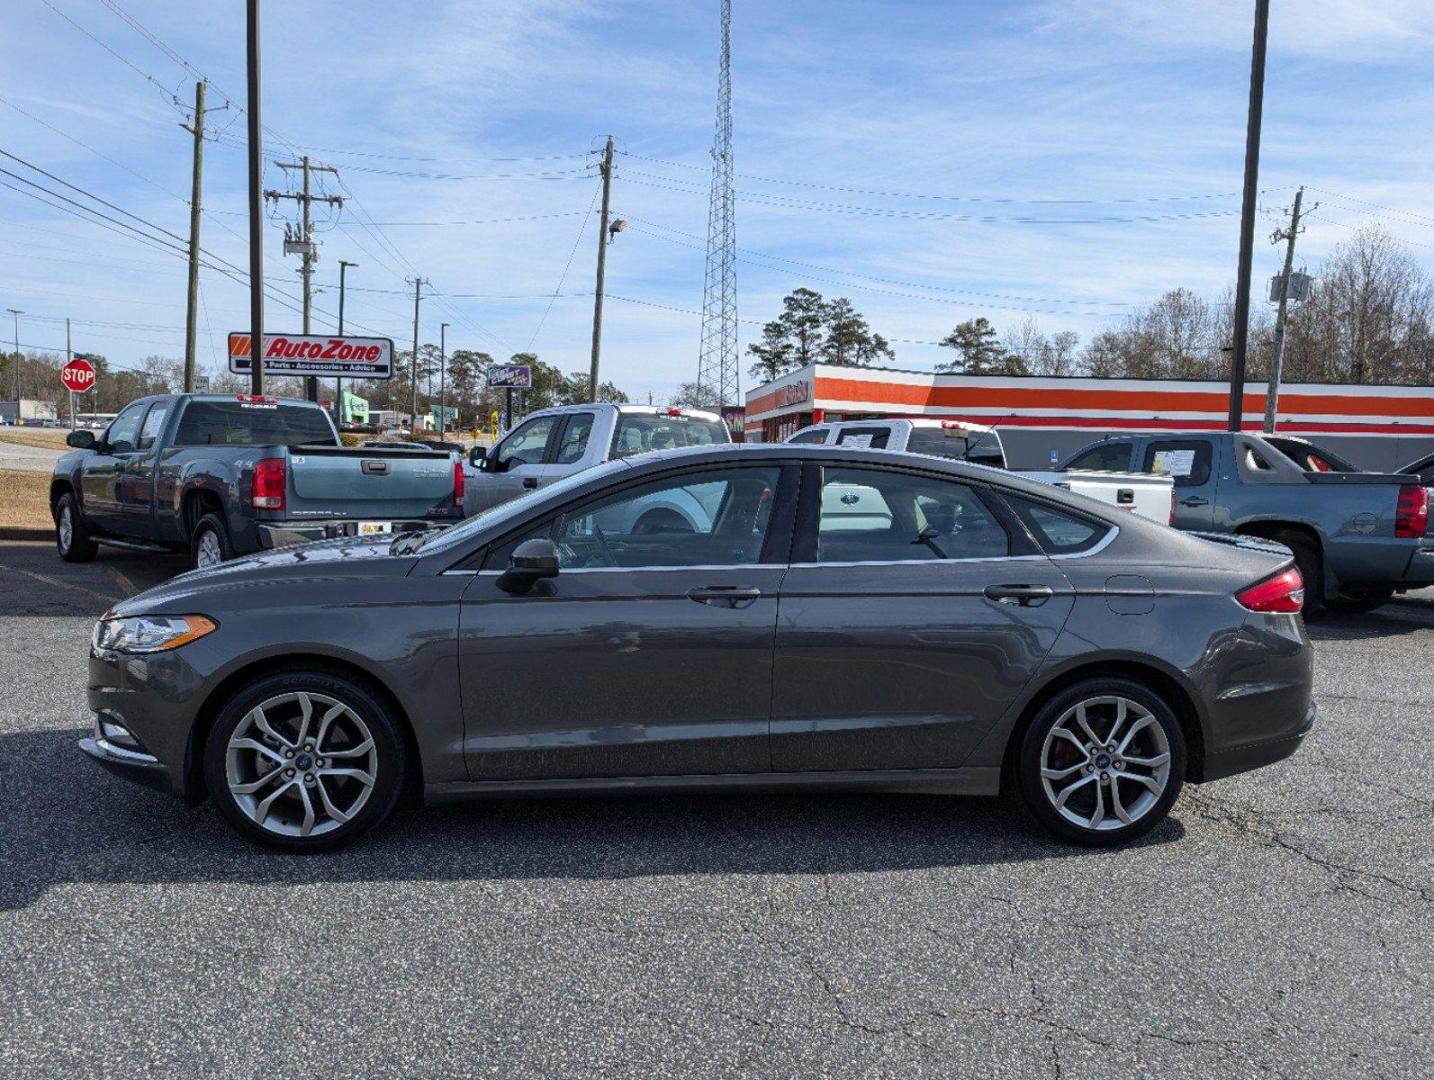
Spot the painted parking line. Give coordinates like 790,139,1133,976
0,562,120,605
108,566,138,597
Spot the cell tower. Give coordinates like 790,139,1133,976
696,0,738,409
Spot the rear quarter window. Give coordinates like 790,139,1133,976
1004,495,1111,555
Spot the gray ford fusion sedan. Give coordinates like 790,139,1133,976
80,443,1315,852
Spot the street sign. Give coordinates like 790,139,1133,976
487,363,532,389
227,333,395,379
194,374,210,393
60,357,97,394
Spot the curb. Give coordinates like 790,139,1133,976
0,527,53,542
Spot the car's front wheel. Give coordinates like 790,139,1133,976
1016,677,1186,846
204,669,408,852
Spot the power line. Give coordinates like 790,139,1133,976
528,185,601,351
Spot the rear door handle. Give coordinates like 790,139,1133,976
687,586,762,609
522,477,539,489
983,584,1054,607
1180,496,1209,507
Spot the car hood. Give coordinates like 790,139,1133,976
108,535,413,617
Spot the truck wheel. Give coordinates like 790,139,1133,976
1325,589,1393,615
191,513,233,569
55,492,98,562
1279,533,1325,619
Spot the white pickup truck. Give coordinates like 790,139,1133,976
785,418,1175,524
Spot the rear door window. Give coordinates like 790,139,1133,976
553,413,594,465
1065,441,1133,472
812,467,1009,563
1142,440,1212,487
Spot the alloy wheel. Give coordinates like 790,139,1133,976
1039,696,1171,832
196,530,223,568
58,505,72,552
225,691,378,838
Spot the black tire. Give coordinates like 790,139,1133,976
1279,533,1325,620
204,668,408,853
54,491,99,562
1016,676,1186,847
191,512,233,570
1324,588,1394,615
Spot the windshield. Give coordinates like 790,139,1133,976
611,413,729,458
174,400,338,447
413,459,633,555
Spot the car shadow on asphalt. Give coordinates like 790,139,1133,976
3,727,1185,910
1306,597,1434,642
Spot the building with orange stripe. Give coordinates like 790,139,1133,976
743,363,1434,470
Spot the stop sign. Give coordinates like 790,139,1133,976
61,357,96,393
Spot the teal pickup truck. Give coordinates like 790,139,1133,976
51,394,463,568
1060,431,1434,616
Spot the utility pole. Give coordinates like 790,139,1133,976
6,308,21,405
245,0,264,395
267,157,342,401
336,259,356,422
1225,0,1269,432
1264,187,1315,433
588,135,615,403
439,322,450,435
408,276,427,430
182,80,207,392
66,317,74,430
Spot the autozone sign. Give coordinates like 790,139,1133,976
227,333,395,379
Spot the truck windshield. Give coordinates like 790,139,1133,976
611,413,729,458
174,401,338,447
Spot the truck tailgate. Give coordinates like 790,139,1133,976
287,446,456,519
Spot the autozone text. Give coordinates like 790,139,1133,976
265,337,384,362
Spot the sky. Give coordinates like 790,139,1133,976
2,0,1432,403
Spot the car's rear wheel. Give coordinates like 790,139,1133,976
1017,677,1186,847
191,512,232,570
54,492,98,562
1280,534,1325,619
204,669,408,853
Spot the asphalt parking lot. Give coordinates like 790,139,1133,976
1,539,1429,1077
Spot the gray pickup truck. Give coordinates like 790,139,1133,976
51,394,463,568
1061,431,1434,614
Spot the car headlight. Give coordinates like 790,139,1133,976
93,615,217,653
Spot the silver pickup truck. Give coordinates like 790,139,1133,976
465,404,731,520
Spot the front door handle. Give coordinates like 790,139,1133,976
1180,496,1209,507
687,585,762,609
983,584,1054,607
522,477,539,489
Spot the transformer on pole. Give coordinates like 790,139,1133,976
696,0,738,410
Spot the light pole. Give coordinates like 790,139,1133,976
439,322,449,435
5,308,22,406
336,259,357,421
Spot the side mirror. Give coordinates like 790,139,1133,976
496,537,560,595
468,446,486,470
66,430,96,450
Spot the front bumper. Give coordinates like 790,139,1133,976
77,711,173,794
255,519,444,550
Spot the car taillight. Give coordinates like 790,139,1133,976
1169,487,1177,526
1236,566,1305,613
1394,484,1429,538
452,458,465,507
251,458,286,510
